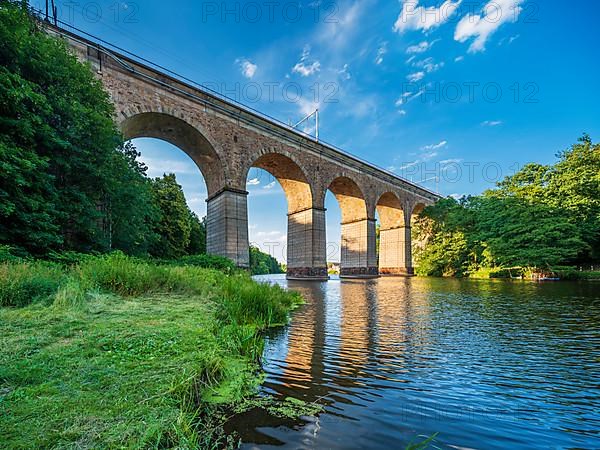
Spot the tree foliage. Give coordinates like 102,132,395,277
149,174,193,259
0,2,154,255
414,136,599,276
249,246,284,275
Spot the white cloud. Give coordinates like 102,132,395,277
406,40,438,54
440,158,462,165
263,181,276,190
395,88,425,107
315,0,364,51
407,71,425,82
142,157,199,177
454,55,464,62
398,109,407,116
394,0,462,33
412,56,444,73
454,0,524,52
508,34,520,44
255,230,285,239
395,92,412,107
292,45,321,77
375,42,388,65
482,120,503,126
421,140,448,150
338,63,351,80
236,58,257,79
347,98,377,118
247,178,260,186
399,161,420,170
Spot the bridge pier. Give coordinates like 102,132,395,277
340,218,379,278
287,207,328,280
379,225,414,276
206,188,250,268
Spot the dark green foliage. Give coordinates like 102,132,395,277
412,198,472,277
0,3,160,256
187,213,207,255
249,245,284,275
150,174,193,259
107,142,160,256
491,134,600,262
0,244,22,262
414,192,588,276
470,196,584,268
414,136,598,276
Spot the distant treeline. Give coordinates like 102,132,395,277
0,3,283,274
413,135,600,277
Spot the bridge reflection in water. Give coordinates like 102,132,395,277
231,275,600,450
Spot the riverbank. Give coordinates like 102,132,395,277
464,266,600,281
0,254,302,448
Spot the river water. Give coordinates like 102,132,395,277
235,275,600,449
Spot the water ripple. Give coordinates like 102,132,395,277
240,276,600,449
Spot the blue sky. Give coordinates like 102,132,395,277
36,1,600,262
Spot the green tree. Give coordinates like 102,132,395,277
107,142,160,256
249,246,284,275
548,135,600,261
0,3,155,255
490,135,600,262
470,196,586,268
150,174,192,259
412,198,474,276
186,212,206,255
492,162,552,203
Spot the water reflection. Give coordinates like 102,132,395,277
239,276,600,449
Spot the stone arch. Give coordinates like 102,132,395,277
375,192,406,230
327,176,368,223
327,176,377,278
245,152,326,279
247,152,313,214
120,112,225,196
410,201,427,224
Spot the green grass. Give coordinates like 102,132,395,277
0,254,302,448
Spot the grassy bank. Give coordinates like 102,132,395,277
467,266,600,280
0,253,301,448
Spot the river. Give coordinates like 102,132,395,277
233,275,600,449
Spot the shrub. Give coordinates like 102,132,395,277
177,254,236,273
0,262,64,307
0,245,23,263
46,251,95,267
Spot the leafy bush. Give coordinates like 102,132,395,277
0,262,64,307
46,251,95,267
0,245,22,263
177,254,236,273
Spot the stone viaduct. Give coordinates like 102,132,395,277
51,26,439,280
